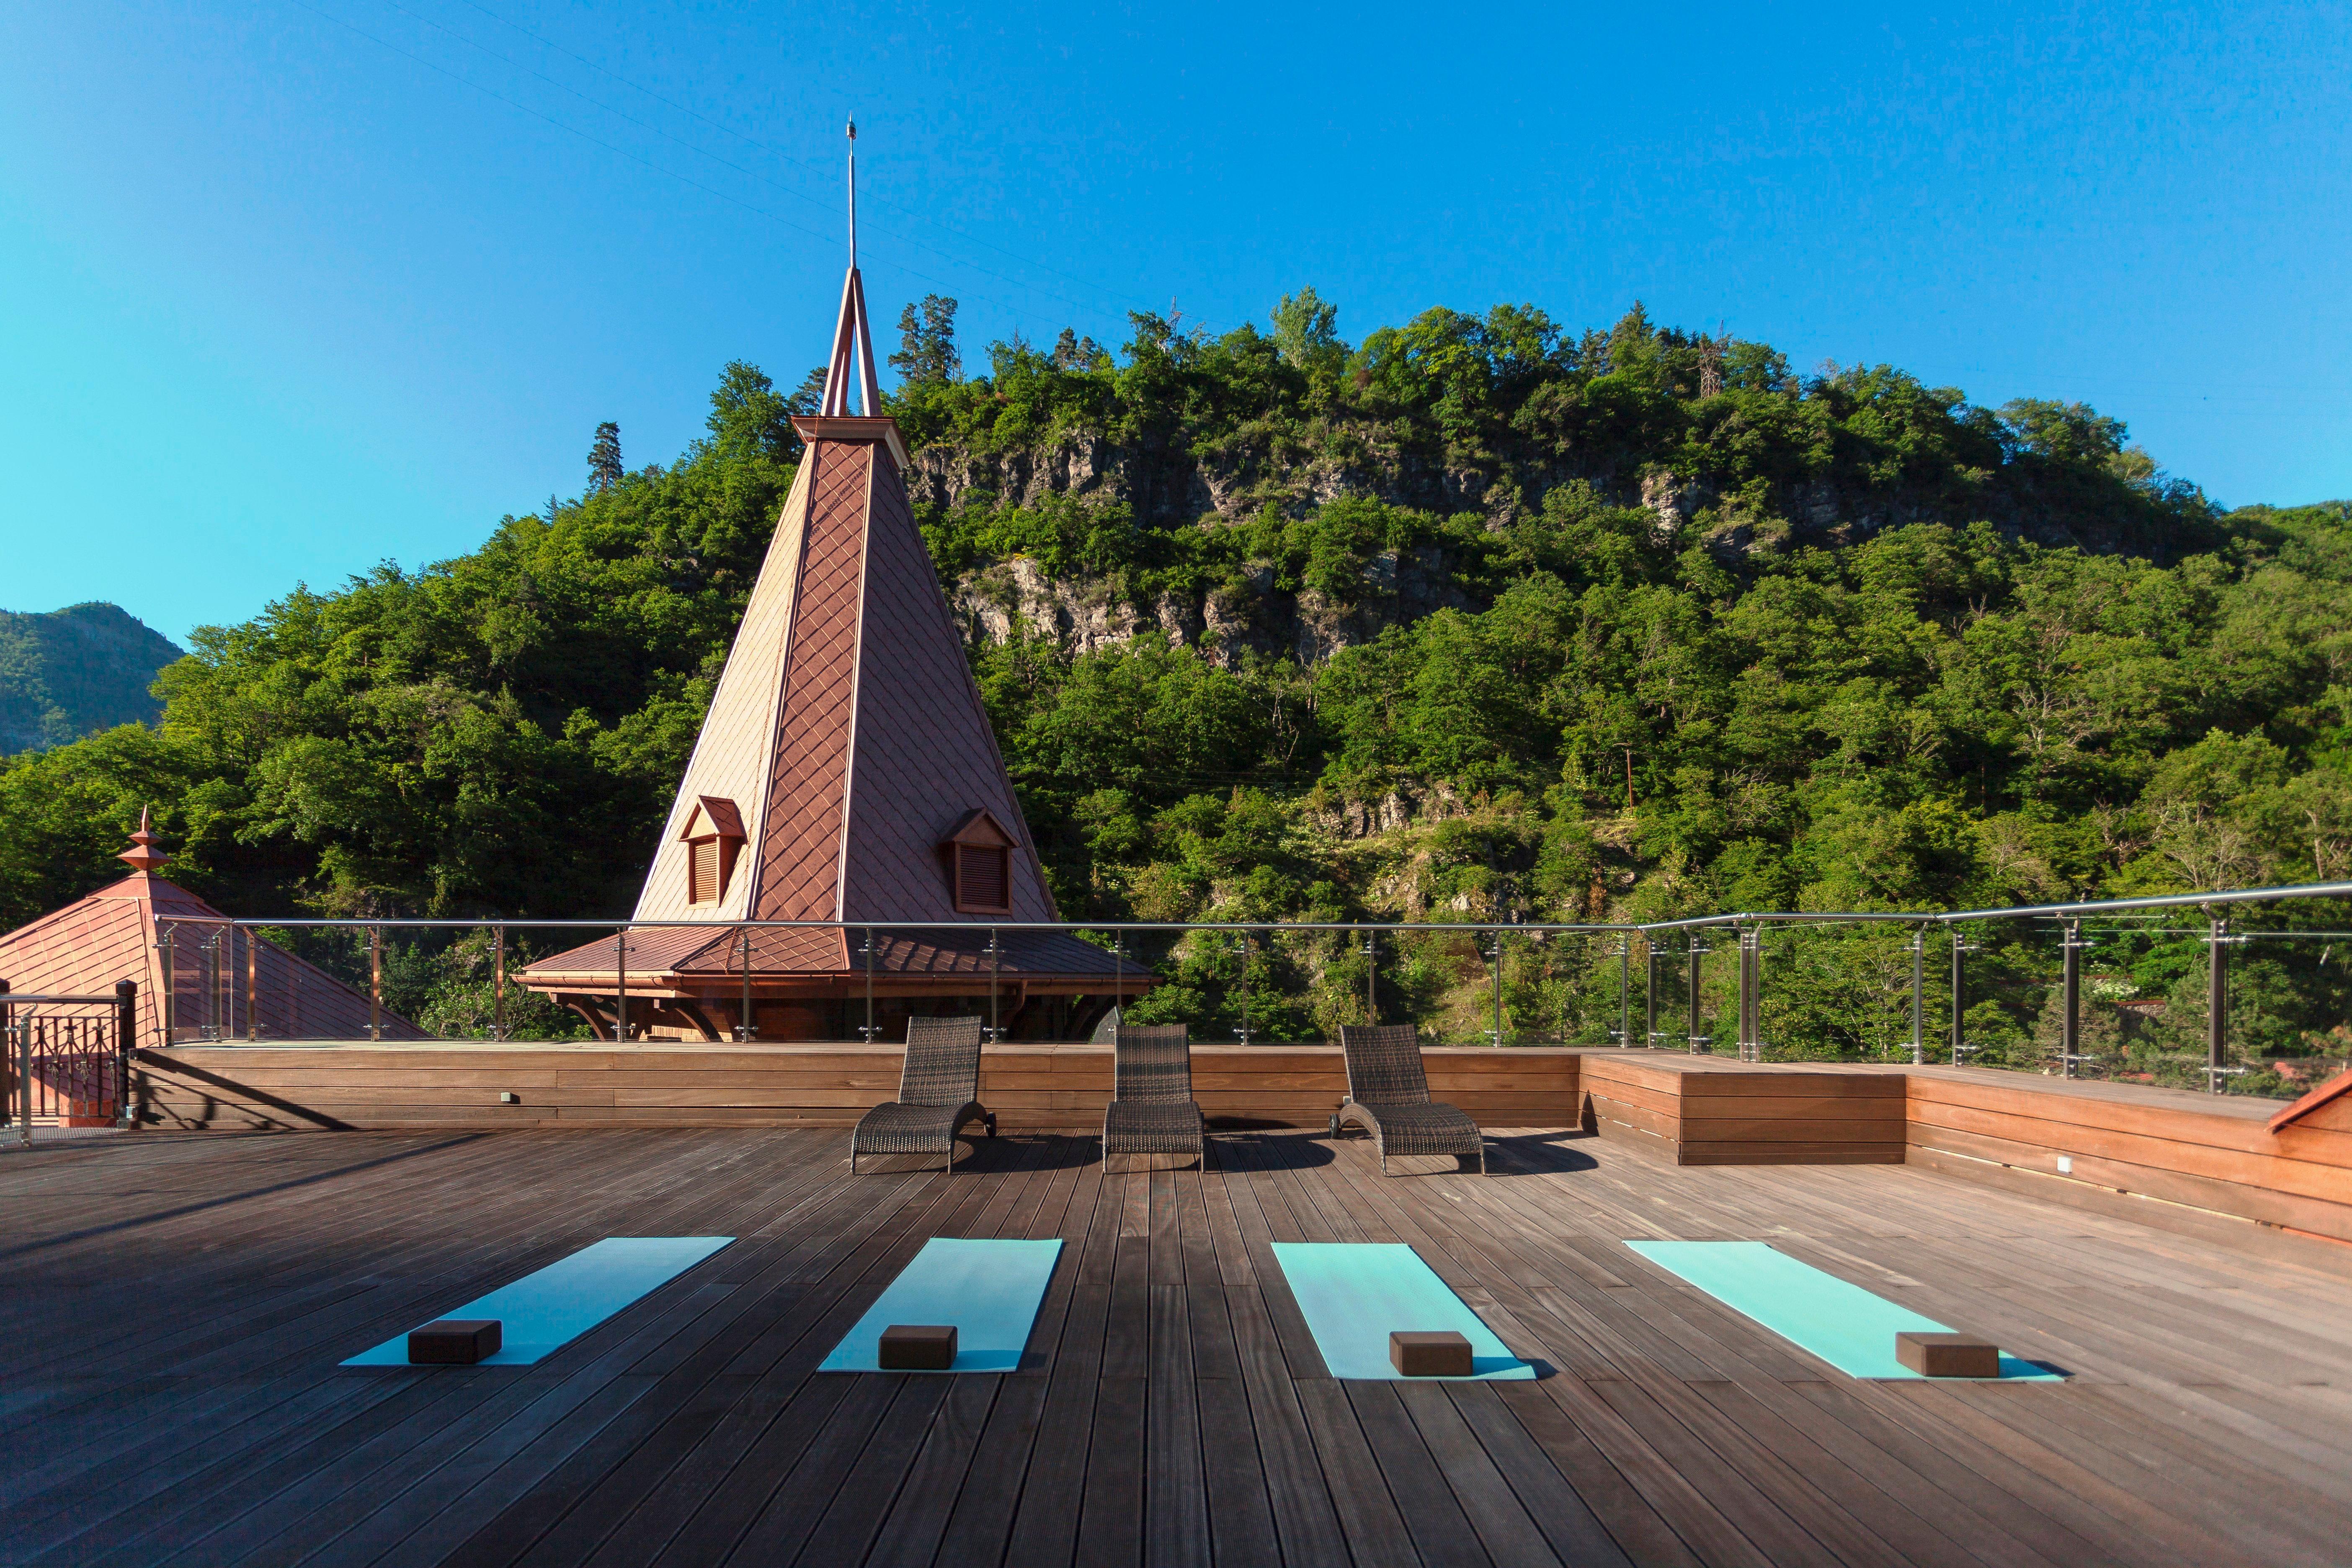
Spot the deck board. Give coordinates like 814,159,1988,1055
3,1124,2349,1567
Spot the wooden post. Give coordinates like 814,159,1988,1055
114,980,137,1128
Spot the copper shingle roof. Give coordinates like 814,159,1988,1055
521,924,1132,984
0,872,428,1042
527,260,1100,993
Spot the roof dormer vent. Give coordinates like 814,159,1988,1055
941,809,1017,915
680,796,746,907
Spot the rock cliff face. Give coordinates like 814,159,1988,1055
913,420,2204,663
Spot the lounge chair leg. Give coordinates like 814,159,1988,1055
985,1113,998,1137
1327,1114,1340,1139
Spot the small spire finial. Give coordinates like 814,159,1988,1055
119,805,169,873
820,119,883,420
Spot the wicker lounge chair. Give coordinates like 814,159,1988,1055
851,1015,995,1174
1329,1024,1485,1175
1102,1024,1204,1172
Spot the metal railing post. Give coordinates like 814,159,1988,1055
244,925,258,1041
369,926,383,1042
1234,931,1252,1045
615,928,629,1042
1616,940,1630,1047
862,926,875,1043
115,980,137,1128
1488,929,1504,1047
2061,918,2082,1079
1909,927,1924,1065
1686,932,1709,1054
737,924,756,1041
494,925,508,1042
987,927,1000,1043
201,928,219,1041
1363,928,1377,1023
14,1007,29,1149
1645,939,1661,1047
1950,928,1981,1065
1738,927,1759,1061
157,926,175,1045
0,979,13,1146
2206,918,2241,1093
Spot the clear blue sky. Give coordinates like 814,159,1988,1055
5,0,2347,646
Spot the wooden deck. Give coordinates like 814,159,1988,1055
3,1126,2348,1568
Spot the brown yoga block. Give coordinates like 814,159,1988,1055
407,1319,502,1365
879,1324,958,1370
1389,1330,1474,1377
1896,1331,2000,1378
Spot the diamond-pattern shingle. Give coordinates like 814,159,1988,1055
528,289,1146,998
0,872,428,1042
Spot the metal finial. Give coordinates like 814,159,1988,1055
846,116,858,268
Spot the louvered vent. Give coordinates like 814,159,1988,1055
957,845,1009,912
689,838,723,905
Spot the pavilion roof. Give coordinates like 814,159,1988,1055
0,869,427,1043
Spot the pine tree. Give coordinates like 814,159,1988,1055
586,422,623,492
786,367,828,416
890,295,961,385
1051,328,1106,371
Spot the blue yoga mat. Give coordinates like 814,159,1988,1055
1624,1240,2062,1380
820,1237,1064,1372
1271,1242,1536,1380
343,1236,735,1367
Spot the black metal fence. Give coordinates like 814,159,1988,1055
0,983,138,1143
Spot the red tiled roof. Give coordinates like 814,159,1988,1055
0,872,428,1042
2269,1067,2352,1134
559,261,1080,995
748,437,873,921
520,924,1132,984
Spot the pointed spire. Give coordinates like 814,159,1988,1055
820,116,884,419
118,806,169,872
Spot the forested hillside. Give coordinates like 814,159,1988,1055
0,602,183,753
3,299,2347,1073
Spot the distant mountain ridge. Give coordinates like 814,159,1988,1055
0,603,184,753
